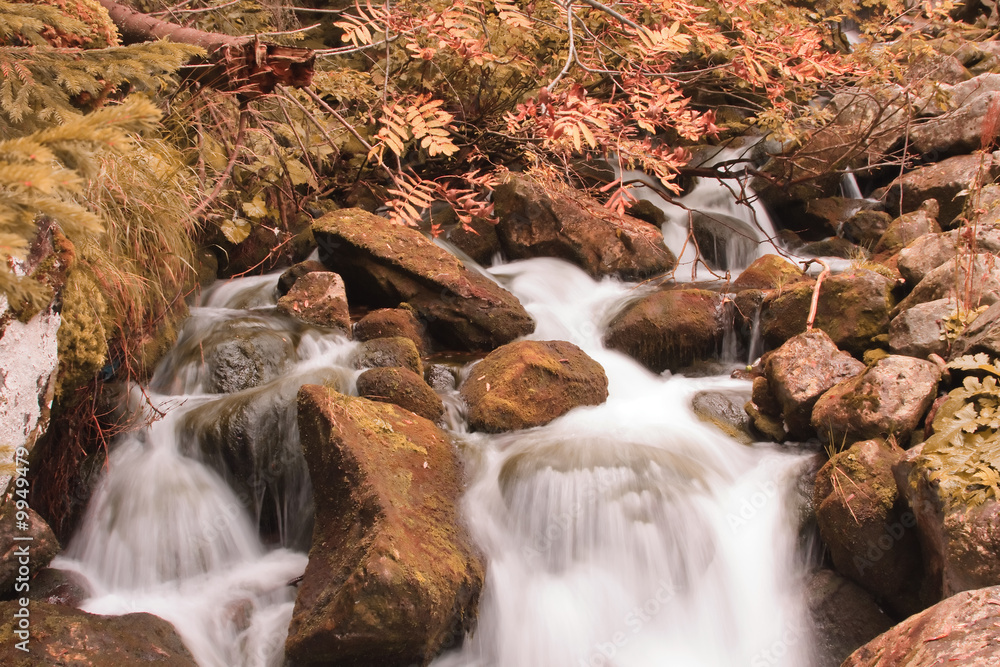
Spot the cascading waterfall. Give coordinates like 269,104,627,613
53,245,816,666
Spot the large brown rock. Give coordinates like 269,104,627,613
276,271,351,334
842,585,1000,667
354,336,423,376
730,254,805,291
893,253,1000,317
353,307,427,354
876,152,1000,227
949,298,1000,359
811,355,940,448
813,440,928,618
909,73,1000,158
461,340,608,432
888,297,957,360
357,366,444,422
603,289,724,373
492,174,675,279
288,387,484,666
763,330,865,439
760,269,895,357
896,444,1000,599
872,201,941,255
896,224,1000,287
0,601,197,666
313,208,534,351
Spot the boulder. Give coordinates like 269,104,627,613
842,585,1000,667
841,210,894,249
354,336,423,376
27,567,90,607
893,253,1000,316
277,259,326,297
357,367,444,422
0,506,60,593
313,208,534,351
805,569,894,667
276,271,351,334
949,299,1000,359
0,601,197,666
461,340,608,432
897,224,1000,286
876,152,1000,227
197,318,294,395
800,237,865,259
492,174,675,279
691,390,755,445
801,197,877,239
909,73,1000,158
439,212,502,266
353,307,427,354
811,356,940,448
603,289,724,373
873,201,941,255
760,269,896,357
730,254,805,291
813,440,928,617
287,387,484,666
889,297,958,359
896,444,1000,598
763,330,865,439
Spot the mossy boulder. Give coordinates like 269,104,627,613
814,439,929,618
760,268,896,357
842,210,894,249
897,224,1000,287
276,271,351,334
460,340,607,432
842,585,1000,667
313,208,534,351
354,336,423,376
731,254,805,292
811,355,940,448
440,213,501,266
762,330,865,439
873,201,941,255
889,297,957,359
492,174,675,279
893,254,1000,317
354,308,427,355
287,387,484,666
896,444,1000,599
603,289,724,373
276,259,326,297
909,73,1000,158
0,601,196,666
357,367,444,422
800,237,867,259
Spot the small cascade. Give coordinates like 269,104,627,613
840,171,863,201
621,142,783,280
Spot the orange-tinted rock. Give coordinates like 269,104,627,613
276,271,351,333
353,308,427,354
731,254,805,291
357,366,444,422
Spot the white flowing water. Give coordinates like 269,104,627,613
54,250,815,666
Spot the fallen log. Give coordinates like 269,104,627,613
98,0,315,99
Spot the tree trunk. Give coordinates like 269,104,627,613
98,0,315,99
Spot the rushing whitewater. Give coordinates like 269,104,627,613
55,249,816,666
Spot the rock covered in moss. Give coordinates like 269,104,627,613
895,444,1000,598
0,506,59,594
811,355,940,448
814,440,929,618
731,254,805,291
492,174,675,279
354,336,423,376
288,388,484,666
276,271,351,334
760,269,896,357
353,308,427,354
276,259,326,297
763,330,865,440
800,237,867,259
842,585,1000,667
357,366,443,422
603,289,723,373
0,601,196,666
842,210,893,249
461,340,608,432
313,208,534,351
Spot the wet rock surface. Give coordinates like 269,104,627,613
354,336,424,376
805,568,894,667
603,289,724,373
276,271,351,333
357,366,444,422
461,340,608,432
288,387,484,666
353,307,427,354
313,208,534,351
